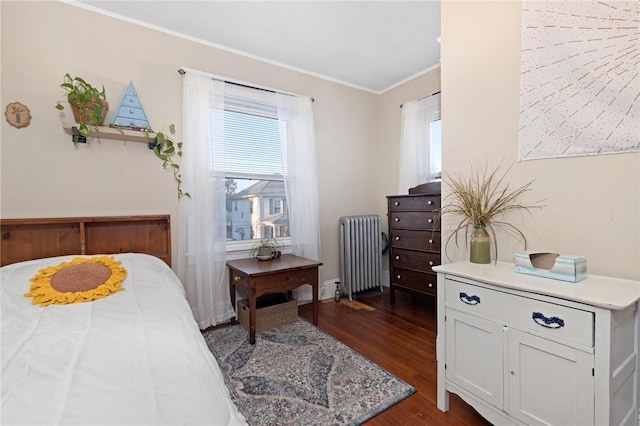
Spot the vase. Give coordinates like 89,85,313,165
470,226,490,264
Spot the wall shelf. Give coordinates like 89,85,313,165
62,122,157,148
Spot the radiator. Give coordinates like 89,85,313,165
338,215,383,301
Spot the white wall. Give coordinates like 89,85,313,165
0,1,380,287
441,0,639,280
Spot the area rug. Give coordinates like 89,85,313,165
203,319,415,425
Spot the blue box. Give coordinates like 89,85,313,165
515,251,587,283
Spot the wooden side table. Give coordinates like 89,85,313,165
227,254,323,344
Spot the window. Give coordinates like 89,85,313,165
219,85,290,243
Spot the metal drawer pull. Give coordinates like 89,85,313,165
394,217,399,222
428,283,433,288
394,201,399,206
459,292,480,305
427,218,433,223
427,200,433,205
532,312,565,329
395,236,400,241
395,255,400,260
429,261,434,266
233,275,242,282
396,275,401,279
428,239,433,244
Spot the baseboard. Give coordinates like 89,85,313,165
321,278,340,301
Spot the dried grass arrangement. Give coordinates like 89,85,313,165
438,161,544,263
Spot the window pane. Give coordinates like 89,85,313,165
226,178,290,241
430,119,442,177
224,110,287,176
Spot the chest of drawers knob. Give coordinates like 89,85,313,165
427,200,433,205
395,255,400,260
395,236,400,241
394,217,399,222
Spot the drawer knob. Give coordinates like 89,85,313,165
428,239,433,244
459,292,480,305
396,275,401,279
394,217,399,222
394,201,399,206
532,312,565,329
395,255,400,260
429,261,434,266
395,236,400,241
233,275,242,282
428,283,433,288
427,218,433,223
427,200,433,205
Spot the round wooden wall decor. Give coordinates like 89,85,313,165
5,102,32,129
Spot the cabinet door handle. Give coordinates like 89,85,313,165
459,292,480,305
532,312,565,329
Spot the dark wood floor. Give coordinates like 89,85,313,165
298,288,493,426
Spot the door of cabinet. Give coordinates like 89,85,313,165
445,308,505,410
508,330,594,426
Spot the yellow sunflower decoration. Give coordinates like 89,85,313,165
25,256,127,307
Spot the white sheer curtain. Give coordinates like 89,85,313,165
398,93,441,193
277,94,321,302
178,72,235,329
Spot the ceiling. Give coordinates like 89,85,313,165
69,1,441,94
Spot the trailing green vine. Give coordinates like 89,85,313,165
149,124,190,199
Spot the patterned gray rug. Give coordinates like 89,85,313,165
203,318,415,425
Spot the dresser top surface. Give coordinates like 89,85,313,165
434,261,640,310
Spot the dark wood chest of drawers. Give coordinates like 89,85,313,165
386,182,441,304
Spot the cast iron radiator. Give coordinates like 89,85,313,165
338,215,383,301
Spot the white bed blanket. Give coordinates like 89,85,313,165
1,253,247,426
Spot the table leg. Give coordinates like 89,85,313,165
312,267,318,325
249,288,257,344
229,271,236,324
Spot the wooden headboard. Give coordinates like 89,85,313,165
1,215,171,267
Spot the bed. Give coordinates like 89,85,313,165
1,215,247,425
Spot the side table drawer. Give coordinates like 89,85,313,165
230,269,250,287
258,268,316,292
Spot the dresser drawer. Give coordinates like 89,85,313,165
445,278,594,348
390,230,440,252
391,248,440,273
389,211,439,230
391,268,437,296
389,196,440,212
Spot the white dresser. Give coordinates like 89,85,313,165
434,261,640,426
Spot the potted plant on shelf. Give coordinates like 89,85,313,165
250,236,283,261
148,124,190,200
55,73,108,140
437,161,543,264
